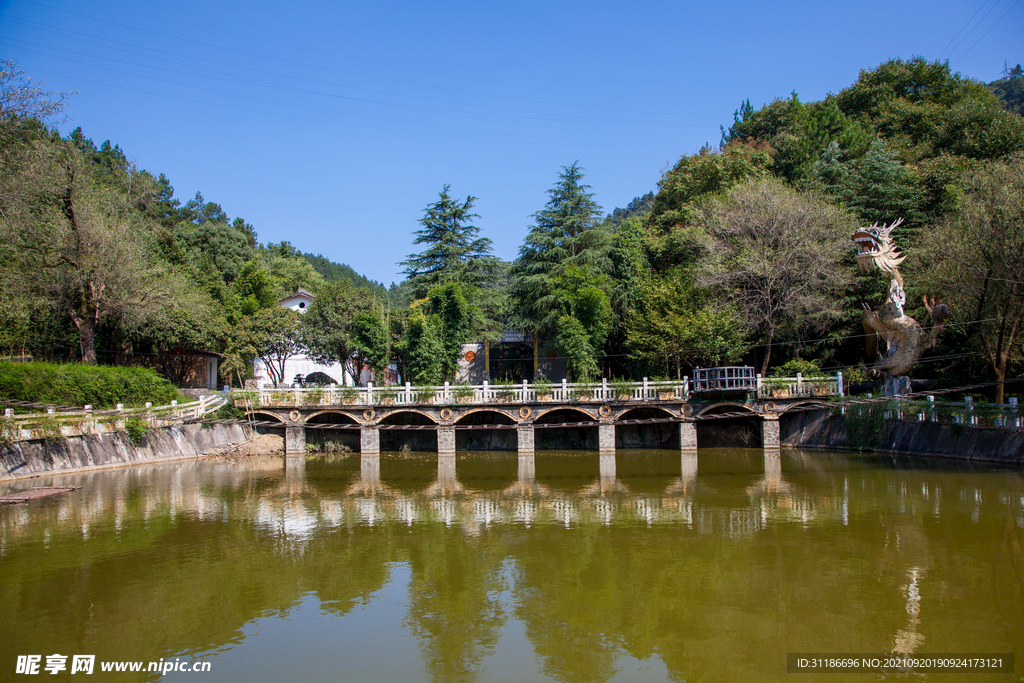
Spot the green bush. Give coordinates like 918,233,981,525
124,417,148,445
0,362,183,409
770,358,822,377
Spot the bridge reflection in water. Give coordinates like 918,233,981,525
269,447,803,533
4,449,1023,683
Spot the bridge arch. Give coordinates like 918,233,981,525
251,410,286,424
695,403,762,448
453,408,518,425
305,411,360,452
615,406,679,449
533,406,598,423
377,409,438,452
533,407,599,450
693,402,758,417
376,409,439,425
306,410,360,425
454,408,517,451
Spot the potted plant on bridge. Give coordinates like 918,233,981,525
492,378,517,403
339,385,360,405
453,385,475,404
652,376,676,400
612,378,634,401
377,385,399,406
533,379,553,402
417,388,437,404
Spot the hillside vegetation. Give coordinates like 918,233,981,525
1,57,1021,400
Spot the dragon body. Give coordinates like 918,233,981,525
852,219,948,379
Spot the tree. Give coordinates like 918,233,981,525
0,59,69,146
916,155,1024,403
625,275,746,378
234,307,305,386
0,143,181,364
509,163,609,338
302,280,373,384
428,283,479,381
352,303,395,380
698,179,856,375
400,311,445,385
645,144,772,274
400,185,497,299
553,265,612,379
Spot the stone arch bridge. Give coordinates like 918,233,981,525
247,397,828,456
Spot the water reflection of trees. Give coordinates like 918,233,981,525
2,452,1023,682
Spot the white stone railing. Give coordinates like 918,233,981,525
845,395,1023,429
241,378,697,408
756,373,844,400
2,388,230,442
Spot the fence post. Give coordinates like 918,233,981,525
405,381,412,404
1009,397,1019,428
523,379,529,403
482,380,489,403
601,377,608,401
836,372,844,399
562,378,568,401
682,376,689,401
796,373,803,396
642,376,648,401
444,381,450,404
367,381,374,406
965,396,975,425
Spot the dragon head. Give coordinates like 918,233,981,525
852,218,906,275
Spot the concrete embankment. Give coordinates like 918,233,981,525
1,422,251,481
782,409,1024,464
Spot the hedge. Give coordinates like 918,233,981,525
0,362,184,409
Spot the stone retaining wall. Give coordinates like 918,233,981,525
781,409,1024,464
1,422,251,481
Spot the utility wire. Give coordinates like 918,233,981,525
953,0,1022,66
937,0,996,60
941,0,1004,61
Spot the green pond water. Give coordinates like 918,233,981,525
1,448,1022,682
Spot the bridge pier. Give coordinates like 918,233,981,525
517,424,535,455
679,421,698,451
762,416,780,451
360,426,380,455
598,422,615,453
438,425,456,456
285,425,306,456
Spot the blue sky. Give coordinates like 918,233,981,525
1,0,1020,286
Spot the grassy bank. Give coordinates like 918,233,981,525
0,362,183,409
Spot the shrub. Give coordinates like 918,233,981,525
533,379,553,397
770,358,822,377
611,378,635,399
124,417,148,445
453,384,475,399
0,362,183,409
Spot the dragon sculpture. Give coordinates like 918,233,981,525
851,218,949,383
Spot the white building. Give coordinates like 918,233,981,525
253,287,356,388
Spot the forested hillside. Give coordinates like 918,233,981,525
0,60,387,374
2,57,1021,399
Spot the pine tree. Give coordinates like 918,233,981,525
400,185,496,299
509,163,609,337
